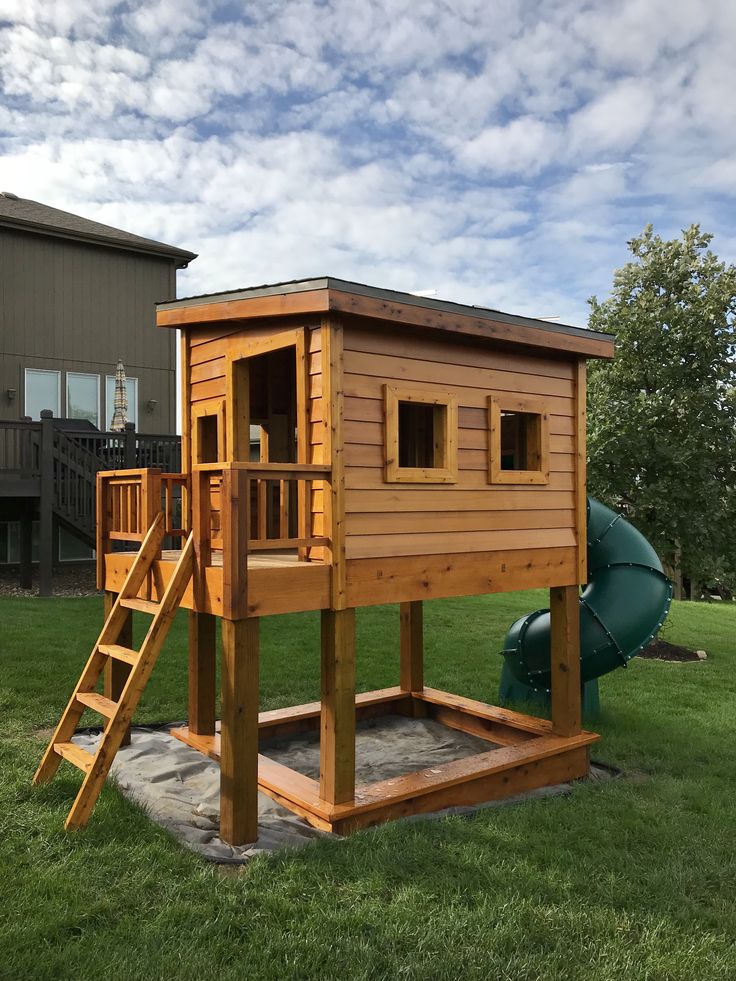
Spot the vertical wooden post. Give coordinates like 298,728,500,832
221,465,249,621
550,585,582,738
575,361,588,585
38,410,54,597
103,590,132,746
322,319,346,608
320,607,356,805
400,601,424,693
220,617,260,845
188,611,216,735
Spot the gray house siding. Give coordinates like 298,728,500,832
0,228,178,433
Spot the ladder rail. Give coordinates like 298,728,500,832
64,533,195,830
33,513,166,787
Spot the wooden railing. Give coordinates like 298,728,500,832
96,468,190,588
97,463,330,614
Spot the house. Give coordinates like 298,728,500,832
0,192,196,587
75,276,615,842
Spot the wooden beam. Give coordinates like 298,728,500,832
103,591,132,746
550,584,582,737
575,360,588,584
322,318,346,608
188,611,216,736
320,607,356,805
220,617,260,845
399,601,423,693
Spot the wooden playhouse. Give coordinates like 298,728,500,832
36,277,615,843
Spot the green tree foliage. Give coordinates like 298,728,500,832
587,224,736,596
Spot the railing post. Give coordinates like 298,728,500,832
124,422,136,469
39,410,55,597
96,473,111,591
221,465,249,621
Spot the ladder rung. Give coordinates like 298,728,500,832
120,597,161,615
76,691,118,719
99,644,140,666
54,741,95,772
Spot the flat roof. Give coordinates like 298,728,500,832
157,276,615,359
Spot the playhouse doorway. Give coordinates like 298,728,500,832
230,342,303,543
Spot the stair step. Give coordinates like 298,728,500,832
99,644,140,666
54,742,95,773
76,691,118,719
120,597,161,615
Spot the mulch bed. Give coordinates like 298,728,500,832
0,565,99,597
639,639,703,662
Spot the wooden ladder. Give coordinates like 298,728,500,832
34,512,195,829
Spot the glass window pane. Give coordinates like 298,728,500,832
8,521,20,563
105,375,138,428
66,372,99,426
25,369,60,419
59,526,94,561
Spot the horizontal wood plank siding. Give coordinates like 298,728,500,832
342,323,579,588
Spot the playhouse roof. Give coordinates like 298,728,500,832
157,276,615,359
0,192,197,266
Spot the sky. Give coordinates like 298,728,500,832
0,0,735,326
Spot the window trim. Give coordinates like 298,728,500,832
192,399,226,464
24,367,61,419
384,384,458,484
488,394,550,485
66,371,100,427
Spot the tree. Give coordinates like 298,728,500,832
587,224,736,598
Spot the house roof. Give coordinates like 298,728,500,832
157,276,615,359
0,191,197,266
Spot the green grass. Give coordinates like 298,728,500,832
1,592,736,980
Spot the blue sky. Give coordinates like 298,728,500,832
0,0,734,325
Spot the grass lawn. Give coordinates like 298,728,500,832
2,591,736,980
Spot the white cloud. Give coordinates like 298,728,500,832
455,117,559,175
0,0,735,327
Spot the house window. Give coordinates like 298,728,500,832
488,395,549,484
384,385,457,483
66,372,99,426
105,375,138,429
59,526,94,562
25,368,60,419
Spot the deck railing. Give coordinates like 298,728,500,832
95,469,190,588
192,462,331,618
97,463,331,614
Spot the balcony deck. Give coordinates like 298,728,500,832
102,546,331,617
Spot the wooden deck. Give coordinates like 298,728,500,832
102,548,331,617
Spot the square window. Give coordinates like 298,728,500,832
488,395,549,484
385,386,457,483
105,375,138,429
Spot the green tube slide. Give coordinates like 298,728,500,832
501,498,673,693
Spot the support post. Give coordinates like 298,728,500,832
103,590,132,746
399,601,424,693
220,617,260,845
38,410,55,597
123,422,136,468
188,611,216,736
320,607,356,805
549,585,582,737
19,501,34,590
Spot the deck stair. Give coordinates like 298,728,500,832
33,512,194,829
